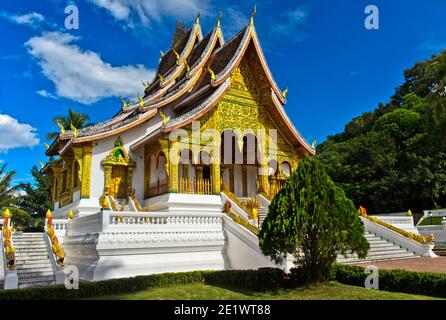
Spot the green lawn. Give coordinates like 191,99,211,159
418,216,445,226
89,282,441,300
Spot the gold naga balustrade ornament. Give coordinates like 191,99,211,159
2,209,16,270
46,209,65,267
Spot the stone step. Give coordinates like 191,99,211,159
15,252,50,259
18,275,55,283
18,270,54,278
19,281,56,289
16,258,52,265
14,244,47,250
339,253,418,264
13,234,45,239
15,247,48,253
17,259,51,270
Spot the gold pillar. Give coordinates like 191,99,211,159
103,165,112,196
81,145,92,198
212,164,220,194
169,163,178,192
259,163,270,195
126,166,134,197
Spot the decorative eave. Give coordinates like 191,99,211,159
270,90,315,155
159,22,203,89
162,78,231,132
186,26,224,79
58,108,158,145
210,24,286,104
141,68,203,111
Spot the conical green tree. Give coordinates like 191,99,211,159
259,156,369,283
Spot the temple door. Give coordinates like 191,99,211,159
111,166,127,198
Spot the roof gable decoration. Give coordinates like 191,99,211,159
209,22,286,105
101,137,136,167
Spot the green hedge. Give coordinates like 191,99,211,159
2,265,446,299
0,268,283,300
204,268,285,291
332,264,446,298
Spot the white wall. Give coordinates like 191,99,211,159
90,115,163,202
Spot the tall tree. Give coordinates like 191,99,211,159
16,165,52,217
46,108,91,141
317,49,446,213
0,163,18,208
259,156,369,283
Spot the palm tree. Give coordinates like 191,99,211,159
46,109,91,141
0,163,19,208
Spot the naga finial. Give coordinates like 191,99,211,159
250,4,256,26
56,121,65,134
282,87,288,98
158,74,164,83
196,12,200,24
44,143,49,150
70,123,78,138
185,60,190,73
160,50,164,58
311,140,316,150
207,66,216,81
138,95,144,108
120,97,128,109
159,110,169,125
39,161,45,169
173,49,181,65
142,80,150,89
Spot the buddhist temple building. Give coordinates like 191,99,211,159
42,13,314,218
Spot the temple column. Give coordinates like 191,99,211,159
229,165,235,193
212,164,220,194
103,165,112,196
81,145,92,198
126,166,134,197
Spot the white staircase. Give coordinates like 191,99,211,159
257,202,268,225
337,231,420,264
13,233,56,288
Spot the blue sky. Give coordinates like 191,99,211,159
0,0,445,185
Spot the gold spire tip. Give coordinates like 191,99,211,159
250,4,256,26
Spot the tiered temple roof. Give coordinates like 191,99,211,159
46,15,314,158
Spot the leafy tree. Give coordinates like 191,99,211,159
46,108,91,141
259,156,369,283
0,207,35,231
16,165,52,217
318,49,446,213
0,163,19,208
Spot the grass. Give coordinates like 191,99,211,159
89,282,442,300
418,216,445,226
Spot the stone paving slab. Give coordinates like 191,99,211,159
355,257,446,273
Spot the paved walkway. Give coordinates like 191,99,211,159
355,257,446,273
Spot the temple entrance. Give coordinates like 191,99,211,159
110,166,127,198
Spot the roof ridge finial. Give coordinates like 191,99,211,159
217,11,222,28
196,11,200,25
250,4,256,26
207,66,216,81
160,50,164,58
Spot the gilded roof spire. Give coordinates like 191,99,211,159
196,12,200,25
217,11,222,28
282,87,288,99
250,4,256,26
160,50,164,58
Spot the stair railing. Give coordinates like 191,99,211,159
130,190,143,212
221,192,259,235
45,210,65,267
1,209,18,289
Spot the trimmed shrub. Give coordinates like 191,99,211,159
332,264,446,298
204,268,285,291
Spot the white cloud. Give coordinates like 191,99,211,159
223,7,248,38
272,6,309,42
88,0,209,28
36,90,58,99
0,114,39,152
0,11,46,28
26,32,155,104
